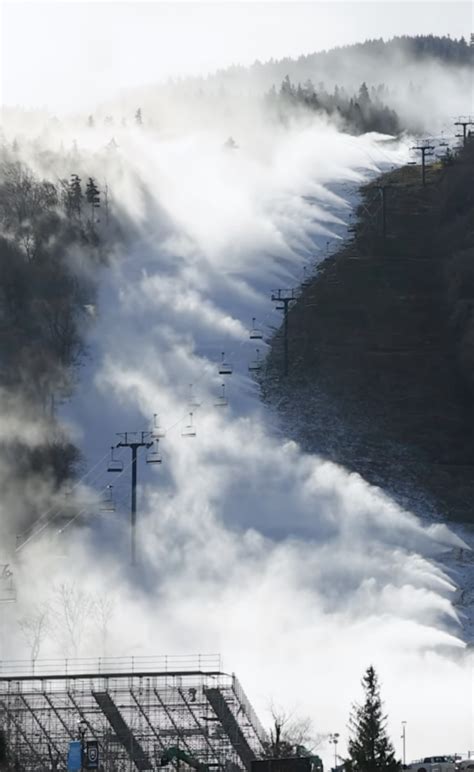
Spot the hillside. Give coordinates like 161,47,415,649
0,154,107,544
219,34,473,88
91,35,471,138
264,139,474,524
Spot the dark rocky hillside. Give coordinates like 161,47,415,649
264,140,474,523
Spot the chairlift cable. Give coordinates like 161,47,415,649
14,445,114,549
18,454,135,550
56,455,136,538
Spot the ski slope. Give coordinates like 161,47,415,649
11,119,474,761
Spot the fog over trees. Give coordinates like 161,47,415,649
0,150,106,538
265,78,400,135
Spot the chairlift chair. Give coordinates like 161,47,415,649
218,352,233,375
182,412,197,438
107,446,123,473
0,565,16,603
152,413,166,439
188,384,201,409
248,348,262,373
214,383,228,408
249,318,263,340
101,485,116,513
147,440,162,464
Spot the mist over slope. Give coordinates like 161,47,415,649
92,35,472,136
263,138,474,631
0,33,473,761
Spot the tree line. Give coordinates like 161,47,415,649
265,77,400,135
86,106,143,129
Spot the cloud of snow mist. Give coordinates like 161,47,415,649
2,108,473,763
85,37,472,140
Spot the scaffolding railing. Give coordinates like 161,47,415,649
0,653,221,678
0,660,265,772
231,674,268,747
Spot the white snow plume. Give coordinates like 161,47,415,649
2,112,473,762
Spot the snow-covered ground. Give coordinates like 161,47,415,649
8,120,474,762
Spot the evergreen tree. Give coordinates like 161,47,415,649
68,174,82,218
280,75,295,101
346,666,401,772
357,82,371,120
135,107,143,125
303,78,316,97
85,177,100,222
87,115,94,128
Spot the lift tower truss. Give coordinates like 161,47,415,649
115,431,154,566
454,117,474,146
410,141,435,186
271,289,297,376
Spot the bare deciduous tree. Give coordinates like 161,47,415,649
93,593,116,658
18,604,50,670
49,582,94,658
264,704,322,759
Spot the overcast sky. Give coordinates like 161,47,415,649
0,1,472,111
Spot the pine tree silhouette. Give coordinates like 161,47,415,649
346,666,401,772
68,174,82,218
85,177,100,223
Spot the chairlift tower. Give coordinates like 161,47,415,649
114,431,154,567
410,141,435,186
454,117,474,147
271,289,297,376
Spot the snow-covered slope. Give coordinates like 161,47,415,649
9,119,474,761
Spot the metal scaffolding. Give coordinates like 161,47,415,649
0,656,267,772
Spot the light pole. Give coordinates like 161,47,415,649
78,719,87,772
401,721,407,766
329,733,340,771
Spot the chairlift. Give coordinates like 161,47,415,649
439,141,449,148
214,383,228,408
188,384,201,409
147,440,162,465
107,446,123,473
218,352,233,376
101,485,115,513
248,348,262,373
152,413,166,439
0,565,16,603
249,318,263,340
182,412,197,438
